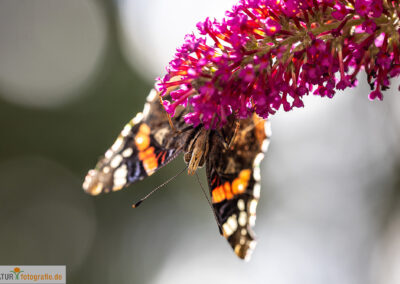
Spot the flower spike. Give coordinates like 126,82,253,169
157,0,400,129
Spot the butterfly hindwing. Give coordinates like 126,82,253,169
206,114,271,260
83,90,185,195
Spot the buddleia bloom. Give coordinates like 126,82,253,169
157,0,400,129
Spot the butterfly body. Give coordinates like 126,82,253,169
83,89,271,260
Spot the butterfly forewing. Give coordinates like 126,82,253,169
83,90,188,195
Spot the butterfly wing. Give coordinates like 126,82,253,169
83,89,191,195
206,114,271,260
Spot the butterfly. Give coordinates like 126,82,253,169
83,89,271,260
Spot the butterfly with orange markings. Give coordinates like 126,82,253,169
83,89,271,260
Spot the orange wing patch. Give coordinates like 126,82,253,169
212,185,226,203
212,169,252,203
232,169,251,194
135,124,158,175
135,124,151,151
224,182,234,200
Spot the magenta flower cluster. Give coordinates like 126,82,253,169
157,0,400,129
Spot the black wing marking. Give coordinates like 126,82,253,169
206,114,271,260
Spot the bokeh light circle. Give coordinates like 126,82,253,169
0,156,96,271
0,0,107,108
117,0,237,82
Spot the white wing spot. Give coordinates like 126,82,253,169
113,165,128,189
111,137,124,152
249,199,258,215
146,89,157,101
223,223,234,237
132,112,144,125
253,183,261,199
227,215,238,232
143,103,151,117
239,211,247,226
254,153,264,167
121,124,132,137
103,166,110,174
122,148,133,158
105,150,113,159
223,214,238,237
82,170,96,191
244,241,257,262
262,139,270,152
114,164,127,178
238,199,245,211
253,166,261,182
110,155,123,168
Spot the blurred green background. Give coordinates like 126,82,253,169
2,1,400,284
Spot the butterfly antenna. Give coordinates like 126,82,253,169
195,172,223,235
132,165,188,208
